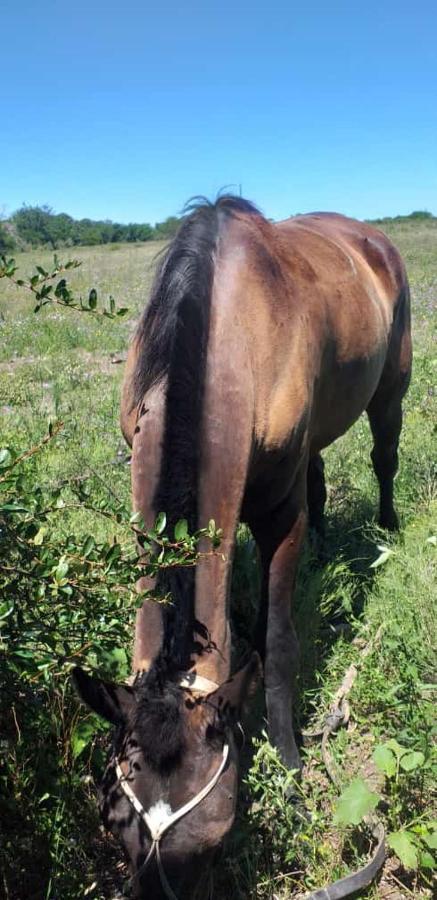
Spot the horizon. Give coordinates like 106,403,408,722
2,200,436,229
2,2,436,224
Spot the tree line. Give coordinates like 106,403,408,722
1,205,435,256
0,204,181,253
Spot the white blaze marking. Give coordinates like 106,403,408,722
147,799,173,832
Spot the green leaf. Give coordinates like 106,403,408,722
155,512,166,535
32,527,46,546
88,288,97,309
419,849,436,870
54,278,67,297
71,720,95,759
54,557,69,582
385,738,406,760
104,543,121,566
423,831,437,850
333,778,379,826
82,535,95,557
1,503,29,512
399,751,425,772
373,744,397,778
101,646,128,677
174,519,188,541
129,510,144,525
0,601,13,621
0,448,14,468
387,831,419,869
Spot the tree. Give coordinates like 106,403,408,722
47,212,74,246
153,216,180,240
10,203,180,248
0,222,15,255
13,205,56,247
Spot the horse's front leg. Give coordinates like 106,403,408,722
253,495,307,771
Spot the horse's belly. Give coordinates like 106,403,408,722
309,347,386,454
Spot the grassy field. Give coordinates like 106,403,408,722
0,220,436,899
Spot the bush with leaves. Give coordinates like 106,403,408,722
0,426,221,898
330,739,436,881
372,740,436,871
0,254,129,317
0,256,221,898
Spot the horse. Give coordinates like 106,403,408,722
73,195,412,899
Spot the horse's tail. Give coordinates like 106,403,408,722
131,194,260,668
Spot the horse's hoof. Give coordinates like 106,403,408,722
379,510,399,531
284,749,303,779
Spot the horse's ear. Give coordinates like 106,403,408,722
72,667,135,725
210,652,262,723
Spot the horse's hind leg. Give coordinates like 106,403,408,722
250,487,307,772
307,453,327,537
367,368,410,531
367,284,412,530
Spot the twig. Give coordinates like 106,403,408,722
11,705,21,743
0,421,63,481
389,871,415,897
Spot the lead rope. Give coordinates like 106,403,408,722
115,742,229,899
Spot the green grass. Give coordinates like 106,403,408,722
0,222,436,899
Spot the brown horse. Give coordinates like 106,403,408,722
74,196,411,898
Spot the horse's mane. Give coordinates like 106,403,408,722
132,196,262,682
132,194,260,406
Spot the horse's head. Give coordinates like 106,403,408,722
73,653,260,898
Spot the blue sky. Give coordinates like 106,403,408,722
2,1,436,223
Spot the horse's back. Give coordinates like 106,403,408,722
276,211,406,308
220,210,410,454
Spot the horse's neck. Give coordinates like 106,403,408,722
192,314,255,683
131,325,254,683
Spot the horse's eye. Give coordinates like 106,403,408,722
205,722,225,746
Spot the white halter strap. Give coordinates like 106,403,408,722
115,742,229,899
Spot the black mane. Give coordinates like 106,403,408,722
132,195,261,675
132,194,260,407
133,656,184,771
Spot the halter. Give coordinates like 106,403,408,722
115,672,228,900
